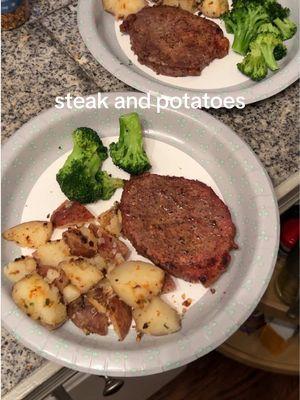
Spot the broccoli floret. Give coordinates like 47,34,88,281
266,1,290,21
273,43,287,60
257,22,281,36
221,3,270,55
237,41,268,81
109,112,151,175
274,17,297,40
253,33,282,70
96,171,124,200
56,127,122,203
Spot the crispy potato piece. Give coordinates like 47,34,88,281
200,0,229,18
161,273,176,294
33,240,70,267
103,0,147,19
67,296,109,335
36,264,69,292
108,261,165,308
88,255,108,274
62,228,97,258
87,280,132,341
3,221,53,248
12,273,67,329
60,258,103,294
50,200,94,228
133,297,181,336
162,0,197,13
63,284,82,304
98,203,122,237
4,256,37,283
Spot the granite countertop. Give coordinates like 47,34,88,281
1,0,299,396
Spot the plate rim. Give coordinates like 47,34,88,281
77,0,299,105
2,92,280,376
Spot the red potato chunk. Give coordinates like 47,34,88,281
50,200,94,228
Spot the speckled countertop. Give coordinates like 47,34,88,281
1,0,299,396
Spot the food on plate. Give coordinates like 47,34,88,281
108,261,165,308
36,264,70,292
120,174,237,286
90,224,130,264
67,296,109,335
222,0,296,81
62,284,82,304
62,227,97,258
199,0,229,18
33,239,71,267
120,6,229,77
162,0,197,13
87,280,132,340
56,127,123,204
3,221,53,248
133,296,181,336
98,203,122,237
161,273,176,294
109,113,151,175
50,200,95,228
4,256,37,283
59,258,104,294
12,273,67,329
102,0,147,20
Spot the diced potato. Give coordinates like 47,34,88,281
3,221,53,248
4,256,37,283
33,240,70,267
88,255,108,273
103,0,147,19
50,200,94,228
60,258,103,294
98,203,122,237
62,228,97,258
200,0,229,18
162,0,197,13
62,284,81,304
12,273,67,329
133,297,181,336
108,261,165,308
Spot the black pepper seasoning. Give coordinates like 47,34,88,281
1,0,30,30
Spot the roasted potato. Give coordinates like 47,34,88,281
103,0,147,19
62,227,97,258
36,264,69,293
33,240,70,267
161,273,176,294
133,297,181,336
60,258,103,294
4,256,37,283
87,280,132,341
98,203,122,237
108,261,165,308
199,0,229,18
50,200,94,228
62,284,82,304
3,221,53,248
12,273,67,329
162,0,197,13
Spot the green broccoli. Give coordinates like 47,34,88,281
56,127,122,203
221,2,270,55
253,33,283,70
257,22,281,36
273,43,287,60
96,171,124,200
274,18,297,40
237,41,268,81
109,112,151,175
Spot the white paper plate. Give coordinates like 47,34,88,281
78,0,299,105
2,93,279,376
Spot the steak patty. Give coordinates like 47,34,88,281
120,174,237,286
120,6,229,77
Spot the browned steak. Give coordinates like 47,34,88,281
120,174,237,286
120,6,229,77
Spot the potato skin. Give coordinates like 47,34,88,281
12,273,67,329
33,240,70,267
200,0,229,18
108,261,165,308
103,0,147,19
60,258,103,294
4,256,37,283
3,221,53,248
133,297,181,336
162,0,197,13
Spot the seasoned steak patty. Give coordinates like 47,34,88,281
120,174,237,286
120,6,229,77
